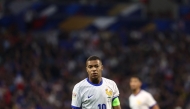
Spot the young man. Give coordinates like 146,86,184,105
71,56,121,109
129,75,160,109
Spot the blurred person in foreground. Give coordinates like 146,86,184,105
129,75,160,109
71,56,121,109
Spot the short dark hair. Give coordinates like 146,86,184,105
130,75,142,82
86,55,102,63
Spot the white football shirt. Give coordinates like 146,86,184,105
129,90,156,109
71,77,119,109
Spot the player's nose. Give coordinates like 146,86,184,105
91,67,97,71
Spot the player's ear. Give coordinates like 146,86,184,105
86,64,89,72
86,66,88,71
101,65,103,71
139,81,142,86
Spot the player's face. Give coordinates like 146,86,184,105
130,77,141,91
86,60,103,80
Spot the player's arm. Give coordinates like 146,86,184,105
151,104,160,109
112,81,121,109
147,93,160,109
71,84,81,109
112,97,121,109
113,105,121,109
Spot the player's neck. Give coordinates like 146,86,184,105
133,88,141,96
89,78,101,84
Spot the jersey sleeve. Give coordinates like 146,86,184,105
146,93,156,107
71,84,81,108
113,81,119,98
128,96,132,108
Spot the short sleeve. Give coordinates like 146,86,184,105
146,93,156,107
128,96,132,108
71,84,81,108
113,81,119,98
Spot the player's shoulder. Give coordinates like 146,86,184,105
102,77,116,84
73,78,88,88
129,90,151,98
129,94,133,99
141,90,153,96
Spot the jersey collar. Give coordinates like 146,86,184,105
133,90,142,96
86,78,103,86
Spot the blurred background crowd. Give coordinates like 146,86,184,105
0,0,190,109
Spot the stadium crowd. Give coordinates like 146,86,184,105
0,24,190,109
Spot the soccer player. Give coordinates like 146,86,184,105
71,56,121,109
129,75,160,109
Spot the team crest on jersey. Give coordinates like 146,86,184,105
105,89,113,98
72,93,77,99
137,100,141,105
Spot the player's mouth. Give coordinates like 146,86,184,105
92,73,98,77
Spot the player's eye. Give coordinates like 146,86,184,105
88,66,92,68
94,65,99,68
